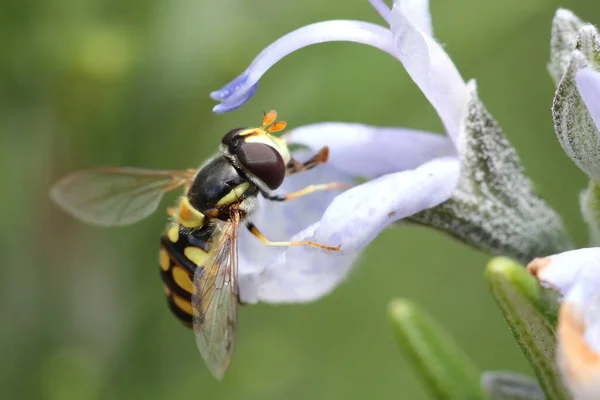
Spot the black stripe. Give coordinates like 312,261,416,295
187,228,213,252
160,267,192,301
160,235,200,274
166,295,193,327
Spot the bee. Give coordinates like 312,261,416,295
50,110,345,379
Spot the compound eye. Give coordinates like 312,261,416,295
236,143,285,190
221,128,246,146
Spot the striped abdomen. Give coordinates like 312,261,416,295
159,221,215,328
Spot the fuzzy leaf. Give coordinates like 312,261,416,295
482,371,546,400
575,25,600,69
579,180,600,245
553,50,600,182
407,81,572,264
387,298,489,400
486,257,571,400
548,9,584,86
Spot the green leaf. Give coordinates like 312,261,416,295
482,371,546,400
387,298,489,400
486,257,571,400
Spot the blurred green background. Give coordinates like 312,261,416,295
2,0,597,399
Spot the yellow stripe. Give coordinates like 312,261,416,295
172,265,194,294
167,224,179,242
216,182,250,207
178,197,205,228
184,246,208,267
172,294,193,316
159,248,170,271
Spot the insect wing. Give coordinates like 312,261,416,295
50,167,194,226
192,214,239,380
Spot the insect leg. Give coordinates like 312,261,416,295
261,182,348,202
285,146,329,176
246,222,341,251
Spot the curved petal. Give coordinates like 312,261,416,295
254,156,460,303
390,0,467,144
285,122,455,178
576,67,600,134
210,20,395,113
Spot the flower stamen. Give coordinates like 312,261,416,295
262,110,278,128
369,0,392,24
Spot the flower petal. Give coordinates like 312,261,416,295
527,248,600,294
253,156,460,303
389,0,467,143
557,301,600,400
528,248,600,399
576,67,600,134
395,0,433,37
210,20,395,113
285,122,455,178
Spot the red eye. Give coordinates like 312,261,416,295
236,143,285,190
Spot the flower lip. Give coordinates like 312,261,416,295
252,154,461,303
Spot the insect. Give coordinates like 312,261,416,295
50,110,345,379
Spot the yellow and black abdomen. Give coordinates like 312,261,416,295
159,222,215,328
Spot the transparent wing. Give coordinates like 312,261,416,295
50,167,194,226
192,212,239,380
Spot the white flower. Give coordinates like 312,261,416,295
219,0,569,304
528,250,600,400
213,0,468,304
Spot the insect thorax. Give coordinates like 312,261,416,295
186,155,259,219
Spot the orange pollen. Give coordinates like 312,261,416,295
261,110,278,127
268,121,287,133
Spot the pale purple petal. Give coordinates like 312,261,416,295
556,299,600,400
253,156,460,303
370,0,433,37
576,67,600,134
396,0,432,37
390,0,467,143
210,20,395,113
285,122,455,178
564,276,600,353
